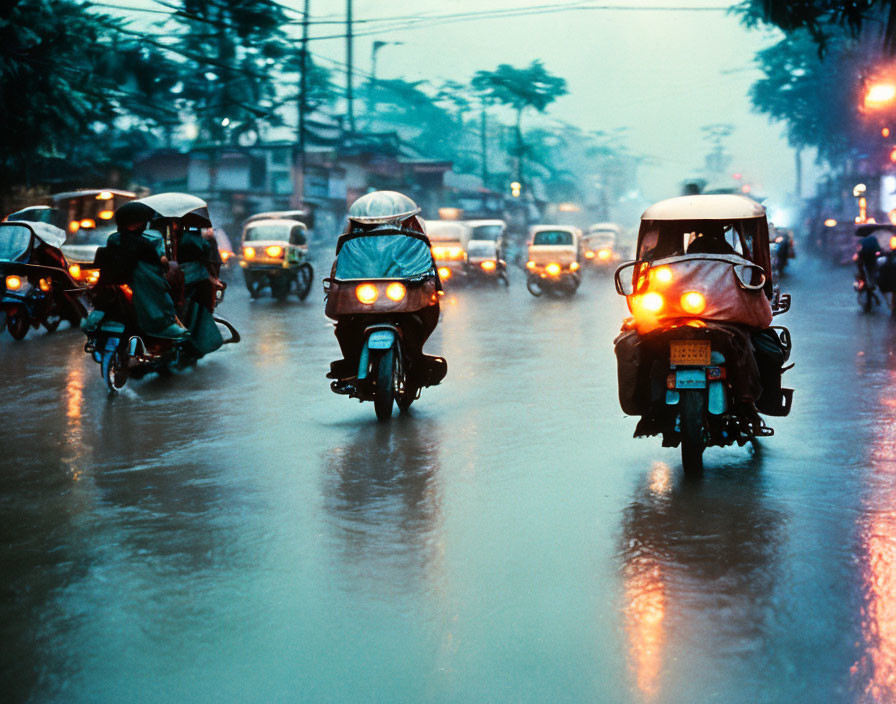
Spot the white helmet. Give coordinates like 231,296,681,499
348,190,420,225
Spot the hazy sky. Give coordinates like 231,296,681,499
120,0,804,218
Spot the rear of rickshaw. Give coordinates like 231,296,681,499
613,195,793,477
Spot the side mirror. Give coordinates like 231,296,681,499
733,262,766,290
614,261,640,296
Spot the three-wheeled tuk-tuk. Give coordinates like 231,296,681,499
613,195,793,477
239,211,314,300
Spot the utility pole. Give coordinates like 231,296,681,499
346,0,355,133
480,104,488,187
294,0,310,209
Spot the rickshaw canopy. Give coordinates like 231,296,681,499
334,232,434,281
134,193,211,227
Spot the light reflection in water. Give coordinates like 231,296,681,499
855,366,896,701
62,345,87,481
623,463,671,700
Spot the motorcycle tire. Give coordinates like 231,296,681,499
862,288,875,313
499,271,510,287
396,349,416,413
6,310,29,340
271,277,290,301
373,347,396,421
679,390,705,478
295,263,314,301
102,344,128,393
43,314,61,333
244,272,263,299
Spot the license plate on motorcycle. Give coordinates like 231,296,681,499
367,330,395,349
674,369,706,389
670,339,710,365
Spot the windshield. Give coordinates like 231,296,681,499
335,234,434,280
67,226,114,246
587,233,616,247
533,230,574,246
244,223,291,242
637,219,762,262
0,224,33,262
471,225,503,241
467,242,496,258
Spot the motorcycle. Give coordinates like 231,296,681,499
82,193,240,392
0,221,86,339
324,224,447,421
614,194,793,477
854,224,896,314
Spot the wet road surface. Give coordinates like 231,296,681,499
2,255,896,703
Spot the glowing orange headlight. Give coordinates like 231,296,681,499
243,247,256,260
68,264,81,280
546,263,561,276
39,278,51,292
639,292,664,313
526,260,536,270
824,219,837,227
265,245,283,258
432,246,445,259
386,282,407,301
449,247,463,259
890,235,896,250
221,250,234,262
356,283,378,304
651,266,672,284
570,261,580,271
84,269,100,285
6,275,22,291
481,260,496,271
438,267,452,280
680,291,706,315
80,219,95,229
98,210,114,220
597,249,611,260
68,221,80,234
584,251,595,259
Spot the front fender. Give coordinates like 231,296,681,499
357,327,397,380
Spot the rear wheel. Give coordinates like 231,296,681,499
373,347,396,421
6,309,29,340
43,313,61,333
244,271,263,299
679,390,705,478
396,349,416,413
295,263,314,301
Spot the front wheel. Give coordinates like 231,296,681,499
373,347,396,421
526,274,544,297
295,263,314,301
6,308,29,340
679,390,705,478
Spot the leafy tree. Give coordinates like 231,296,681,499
0,0,180,192
173,0,291,143
738,0,896,54
471,61,568,183
749,29,883,165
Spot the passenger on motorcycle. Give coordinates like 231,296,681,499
96,202,188,340
325,190,445,393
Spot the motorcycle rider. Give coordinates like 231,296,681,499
95,202,188,340
326,190,443,388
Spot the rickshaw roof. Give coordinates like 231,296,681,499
465,219,506,228
641,195,766,221
245,218,307,230
51,189,136,200
529,224,582,235
588,222,622,232
244,210,309,226
425,220,472,240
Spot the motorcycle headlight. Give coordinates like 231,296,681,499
356,283,378,304
438,267,452,280
570,261,580,271
639,292,664,313
68,264,81,280
244,247,256,260
386,282,406,301
6,275,22,291
481,260,496,271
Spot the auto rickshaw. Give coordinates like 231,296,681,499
464,239,508,285
239,210,314,300
426,220,473,285
465,219,507,258
0,221,87,339
613,194,793,477
583,222,623,268
525,225,582,296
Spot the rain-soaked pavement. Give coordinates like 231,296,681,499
3,253,896,703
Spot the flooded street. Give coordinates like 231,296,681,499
3,256,896,703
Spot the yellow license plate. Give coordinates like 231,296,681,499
670,340,711,365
